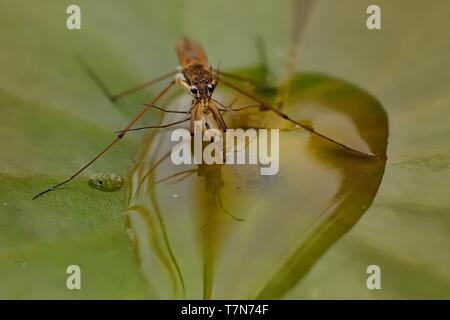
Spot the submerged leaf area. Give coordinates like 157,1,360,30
125,71,388,299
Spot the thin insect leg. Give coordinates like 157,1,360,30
75,55,115,100
167,170,197,184
212,98,236,114
32,137,121,200
115,117,190,134
76,54,176,102
212,69,264,87
219,78,378,159
213,96,238,109
242,126,304,132
150,169,197,187
201,194,244,229
212,95,262,113
118,80,176,136
129,150,173,204
217,102,262,112
33,80,177,200
144,103,191,114
217,194,244,221
111,71,177,102
230,104,263,111
211,97,238,112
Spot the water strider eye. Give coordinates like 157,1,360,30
190,86,198,95
207,83,214,94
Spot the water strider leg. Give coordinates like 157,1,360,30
202,194,244,229
211,37,270,89
212,69,266,88
216,102,263,113
111,71,177,102
76,55,177,102
33,80,177,200
212,97,238,113
115,117,190,134
150,169,198,187
118,102,197,134
219,78,379,159
144,103,192,115
217,195,244,222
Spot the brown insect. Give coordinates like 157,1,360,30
33,38,375,199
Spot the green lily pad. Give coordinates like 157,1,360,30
2,0,450,300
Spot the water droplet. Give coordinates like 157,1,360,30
88,173,124,192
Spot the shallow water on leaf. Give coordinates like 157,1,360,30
124,72,388,299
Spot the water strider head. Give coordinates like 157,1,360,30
181,63,217,107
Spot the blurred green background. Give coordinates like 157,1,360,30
0,0,449,299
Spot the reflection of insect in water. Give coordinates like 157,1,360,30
33,38,376,200
88,173,124,192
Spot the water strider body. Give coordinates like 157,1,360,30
33,38,377,199
174,38,227,136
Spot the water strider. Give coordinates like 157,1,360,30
33,38,378,200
